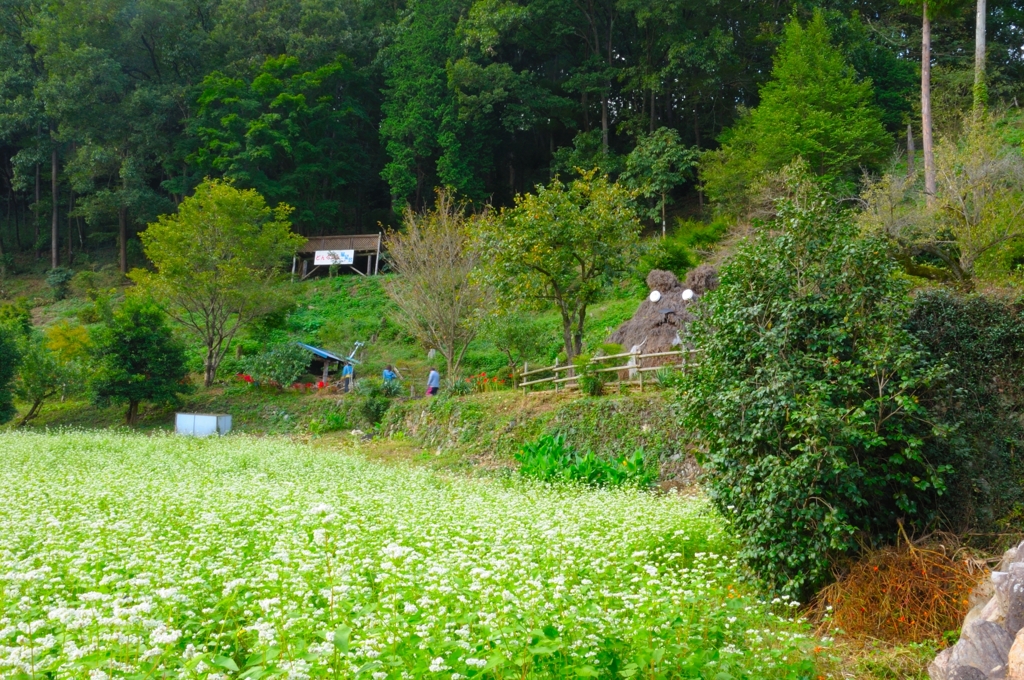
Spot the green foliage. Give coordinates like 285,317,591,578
308,410,350,436
90,298,191,426
131,179,305,386
621,127,698,231
480,311,544,371
907,291,1024,530
515,434,658,488
45,266,74,301
572,353,608,397
700,10,890,212
378,0,489,202
636,217,729,279
479,171,642,362
12,333,75,426
355,378,394,426
190,55,369,233
679,177,948,598
443,379,473,397
243,343,310,387
0,299,32,335
0,324,20,425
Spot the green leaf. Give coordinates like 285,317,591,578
212,655,240,672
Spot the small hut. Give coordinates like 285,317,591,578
607,265,718,367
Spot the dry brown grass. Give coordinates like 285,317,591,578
812,532,987,645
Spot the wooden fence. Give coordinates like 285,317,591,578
516,349,700,393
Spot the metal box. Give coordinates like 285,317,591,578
175,413,232,437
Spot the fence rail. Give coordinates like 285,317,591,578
517,349,700,392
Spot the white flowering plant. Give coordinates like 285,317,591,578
0,431,823,678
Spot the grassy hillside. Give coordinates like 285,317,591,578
2,260,649,434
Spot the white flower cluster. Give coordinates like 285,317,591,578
0,430,822,678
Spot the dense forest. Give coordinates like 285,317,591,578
0,0,1022,268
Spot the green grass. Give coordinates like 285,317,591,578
0,430,823,679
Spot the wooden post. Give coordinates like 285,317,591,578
374,233,381,275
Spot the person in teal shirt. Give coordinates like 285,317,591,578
382,365,397,383
341,362,354,393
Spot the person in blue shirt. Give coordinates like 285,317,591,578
382,365,397,383
426,367,440,396
341,362,354,393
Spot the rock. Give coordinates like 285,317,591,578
949,667,988,680
994,566,1024,635
974,580,998,609
984,596,1008,625
964,597,1003,631
1010,629,1024,680
998,542,1024,573
931,648,956,680
950,620,1015,678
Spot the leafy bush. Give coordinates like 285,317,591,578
907,290,1024,530
679,179,948,599
0,324,20,425
355,378,393,426
380,378,404,398
0,299,32,334
654,366,685,388
515,434,658,488
444,379,472,397
91,298,191,426
45,267,75,301
573,353,608,397
308,411,350,435
12,333,76,426
243,343,310,387
636,217,729,279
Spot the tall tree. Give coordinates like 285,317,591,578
130,180,304,387
621,127,697,236
479,170,641,363
900,0,964,206
190,55,371,235
90,297,189,426
383,189,486,379
974,0,987,111
700,11,889,213
0,322,19,424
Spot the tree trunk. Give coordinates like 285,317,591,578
67,188,73,262
34,125,40,251
600,95,609,155
573,304,587,358
50,146,58,269
560,308,575,365
974,0,987,112
0,208,5,277
118,206,128,274
16,399,44,428
906,123,916,177
204,353,216,388
126,400,139,427
922,2,937,206
661,192,667,238
694,109,704,210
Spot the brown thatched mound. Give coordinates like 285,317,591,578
607,267,717,363
646,269,681,293
684,264,719,296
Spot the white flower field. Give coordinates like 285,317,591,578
0,431,821,679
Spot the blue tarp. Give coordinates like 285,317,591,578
296,342,355,364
